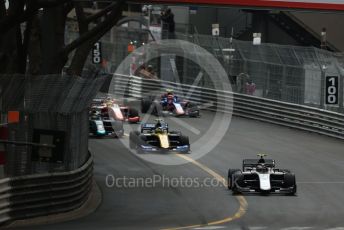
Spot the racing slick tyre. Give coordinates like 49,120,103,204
280,169,291,173
115,129,124,138
179,135,189,146
129,108,139,117
227,169,241,190
152,101,163,116
110,120,124,138
129,131,140,149
284,173,297,195
128,108,140,123
185,103,200,118
136,135,147,154
141,99,152,113
231,173,241,195
179,135,190,153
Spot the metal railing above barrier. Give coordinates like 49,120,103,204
112,74,344,140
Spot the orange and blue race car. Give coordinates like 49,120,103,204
141,90,200,117
91,98,140,123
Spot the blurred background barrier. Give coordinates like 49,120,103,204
112,74,344,140
0,154,93,227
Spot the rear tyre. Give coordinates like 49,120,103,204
141,99,152,113
129,108,139,117
152,101,163,116
227,169,241,189
128,108,139,123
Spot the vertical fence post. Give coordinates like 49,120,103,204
320,68,325,109
281,65,287,102
339,74,344,113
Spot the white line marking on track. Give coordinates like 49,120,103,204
193,226,226,229
280,227,313,230
248,227,268,230
298,181,344,184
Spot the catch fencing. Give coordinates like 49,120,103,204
177,33,344,113
112,74,344,140
94,26,344,114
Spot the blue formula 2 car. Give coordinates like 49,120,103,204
141,90,200,117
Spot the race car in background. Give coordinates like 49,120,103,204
227,154,297,195
141,90,200,117
91,98,140,123
89,111,124,138
129,119,190,153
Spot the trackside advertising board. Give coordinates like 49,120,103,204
145,0,344,11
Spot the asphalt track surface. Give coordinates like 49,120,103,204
12,111,344,230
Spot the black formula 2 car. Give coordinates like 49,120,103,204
227,154,297,195
129,119,190,153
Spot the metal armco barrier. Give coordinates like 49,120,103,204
112,74,344,140
0,154,93,226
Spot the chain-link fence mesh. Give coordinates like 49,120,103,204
0,74,105,176
176,33,344,113
94,26,343,113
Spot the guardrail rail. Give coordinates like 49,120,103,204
0,155,93,226
112,74,344,140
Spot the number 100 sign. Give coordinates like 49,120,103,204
325,76,339,105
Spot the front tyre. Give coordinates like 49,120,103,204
227,169,241,189
129,131,140,149
179,135,190,153
284,173,297,195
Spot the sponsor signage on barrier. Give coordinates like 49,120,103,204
92,42,102,64
325,76,339,105
147,0,344,11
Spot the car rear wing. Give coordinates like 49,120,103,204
141,123,168,132
242,159,275,170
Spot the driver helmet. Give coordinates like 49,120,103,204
155,119,164,128
155,127,164,134
166,89,174,95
